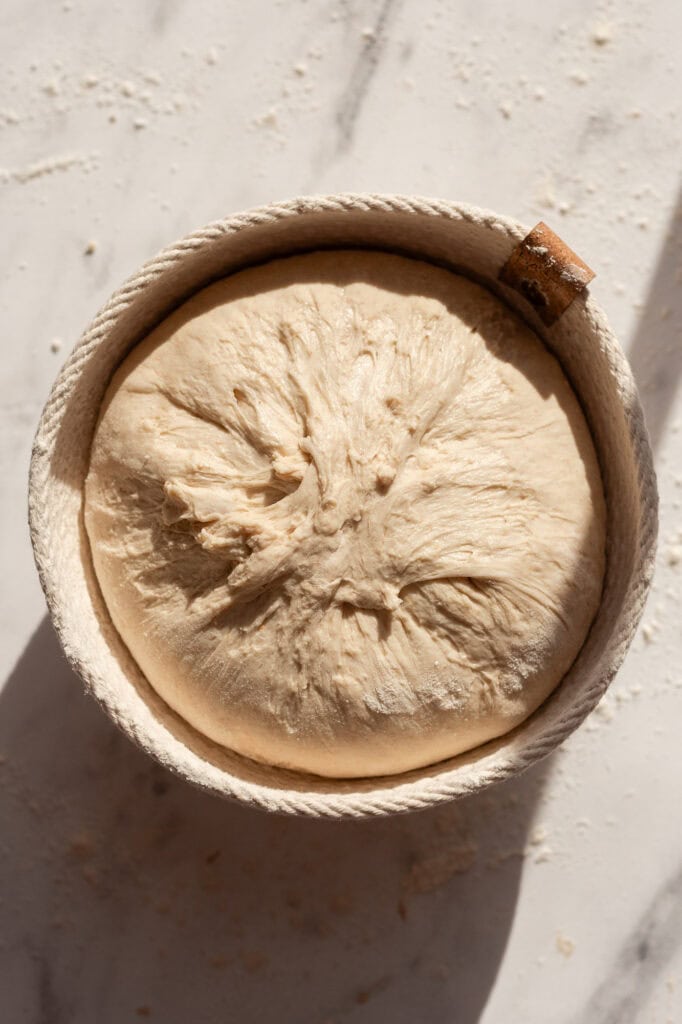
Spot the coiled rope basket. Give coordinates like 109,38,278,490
29,195,658,818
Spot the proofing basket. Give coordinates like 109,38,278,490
29,195,658,818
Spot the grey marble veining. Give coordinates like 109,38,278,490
571,863,682,1024
333,0,401,155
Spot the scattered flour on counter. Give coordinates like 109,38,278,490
239,950,269,973
404,842,478,893
526,823,554,862
254,108,278,129
0,151,98,184
556,933,575,957
591,23,613,47
595,695,615,722
641,622,655,644
667,545,681,567
535,174,558,210
486,847,526,868
528,824,549,846
401,807,479,894
67,831,95,860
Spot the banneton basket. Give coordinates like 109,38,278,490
29,195,658,818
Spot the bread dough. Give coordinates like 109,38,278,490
84,250,605,778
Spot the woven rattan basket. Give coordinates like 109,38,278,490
29,195,658,818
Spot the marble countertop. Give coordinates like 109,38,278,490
2,1,681,1021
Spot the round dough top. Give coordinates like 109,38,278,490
85,250,605,778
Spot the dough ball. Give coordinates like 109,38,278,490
85,251,605,778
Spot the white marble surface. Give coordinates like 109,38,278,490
1,1,682,1021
